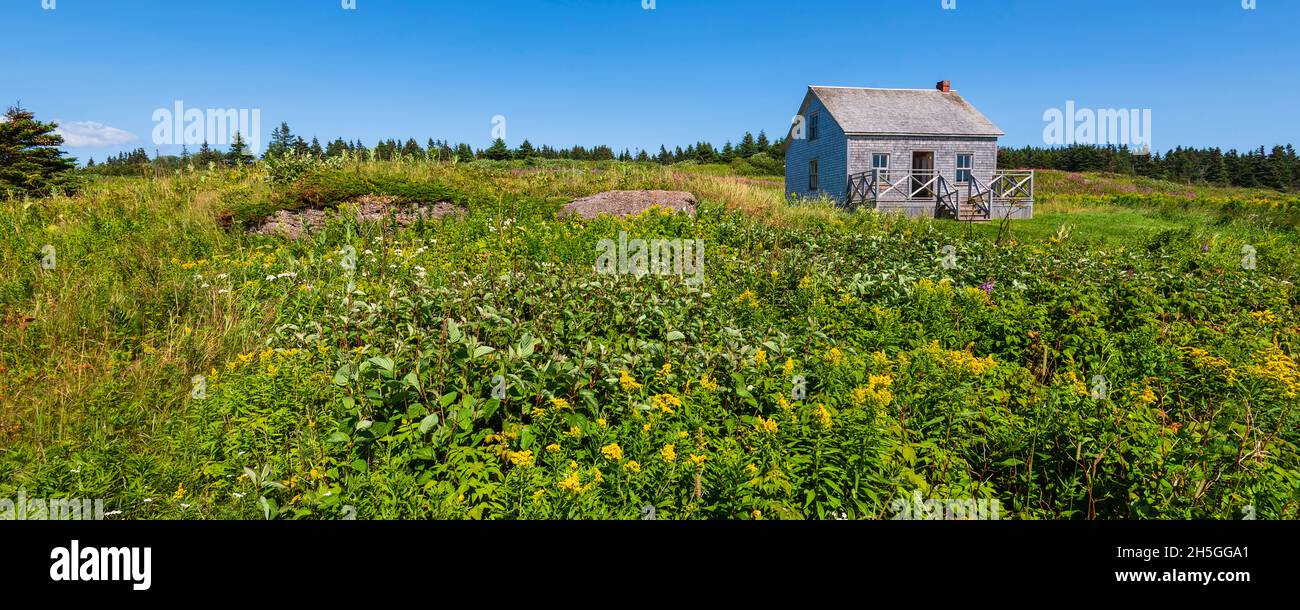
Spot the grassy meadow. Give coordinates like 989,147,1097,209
2,159,1297,520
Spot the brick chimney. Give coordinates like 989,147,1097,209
936,80,951,93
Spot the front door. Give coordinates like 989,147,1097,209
911,151,934,198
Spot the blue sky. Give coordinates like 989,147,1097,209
3,0,1297,162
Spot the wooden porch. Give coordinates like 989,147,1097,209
845,169,1034,221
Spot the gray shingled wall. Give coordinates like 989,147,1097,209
784,94,847,203
847,135,1006,217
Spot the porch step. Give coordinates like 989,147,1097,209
957,205,989,221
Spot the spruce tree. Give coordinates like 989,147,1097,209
0,105,78,197
226,132,254,166
738,132,756,157
517,139,535,159
402,138,424,158
482,138,511,160
266,122,295,158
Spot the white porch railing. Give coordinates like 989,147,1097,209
846,168,1035,220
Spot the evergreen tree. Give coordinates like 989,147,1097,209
0,105,78,197
226,132,254,166
310,137,324,158
195,140,220,167
266,122,295,158
325,138,349,158
517,139,536,159
402,138,424,158
482,138,512,160
738,131,757,157
455,143,475,162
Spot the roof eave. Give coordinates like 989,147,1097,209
844,131,1005,138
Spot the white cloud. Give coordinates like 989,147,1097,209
54,120,138,147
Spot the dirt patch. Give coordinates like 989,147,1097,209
559,190,696,220
255,195,464,239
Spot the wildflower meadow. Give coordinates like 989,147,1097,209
2,158,1297,520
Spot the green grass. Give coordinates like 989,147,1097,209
2,161,1296,520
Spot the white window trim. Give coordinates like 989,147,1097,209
872,152,891,181
955,153,974,183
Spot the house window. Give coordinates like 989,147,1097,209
872,153,890,180
808,112,819,141
956,154,973,183
808,159,819,191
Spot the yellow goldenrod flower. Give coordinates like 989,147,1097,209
597,418,608,428
1246,344,1300,398
1060,370,1089,397
1249,310,1279,325
754,348,768,366
545,443,561,453
549,397,570,410
871,351,890,368
661,444,676,463
651,393,681,414
601,443,623,461
507,450,534,467
619,370,643,392
172,483,187,501
783,358,795,378
751,509,762,520
854,374,894,406
699,375,718,393
687,454,707,468
812,404,833,429
825,347,844,367
557,472,582,493
625,460,641,473
756,416,778,435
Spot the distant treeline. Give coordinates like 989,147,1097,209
81,124,1300,193
1000,144,1300,192
83,122,788,176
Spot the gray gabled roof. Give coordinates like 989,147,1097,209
806,86,1004,137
